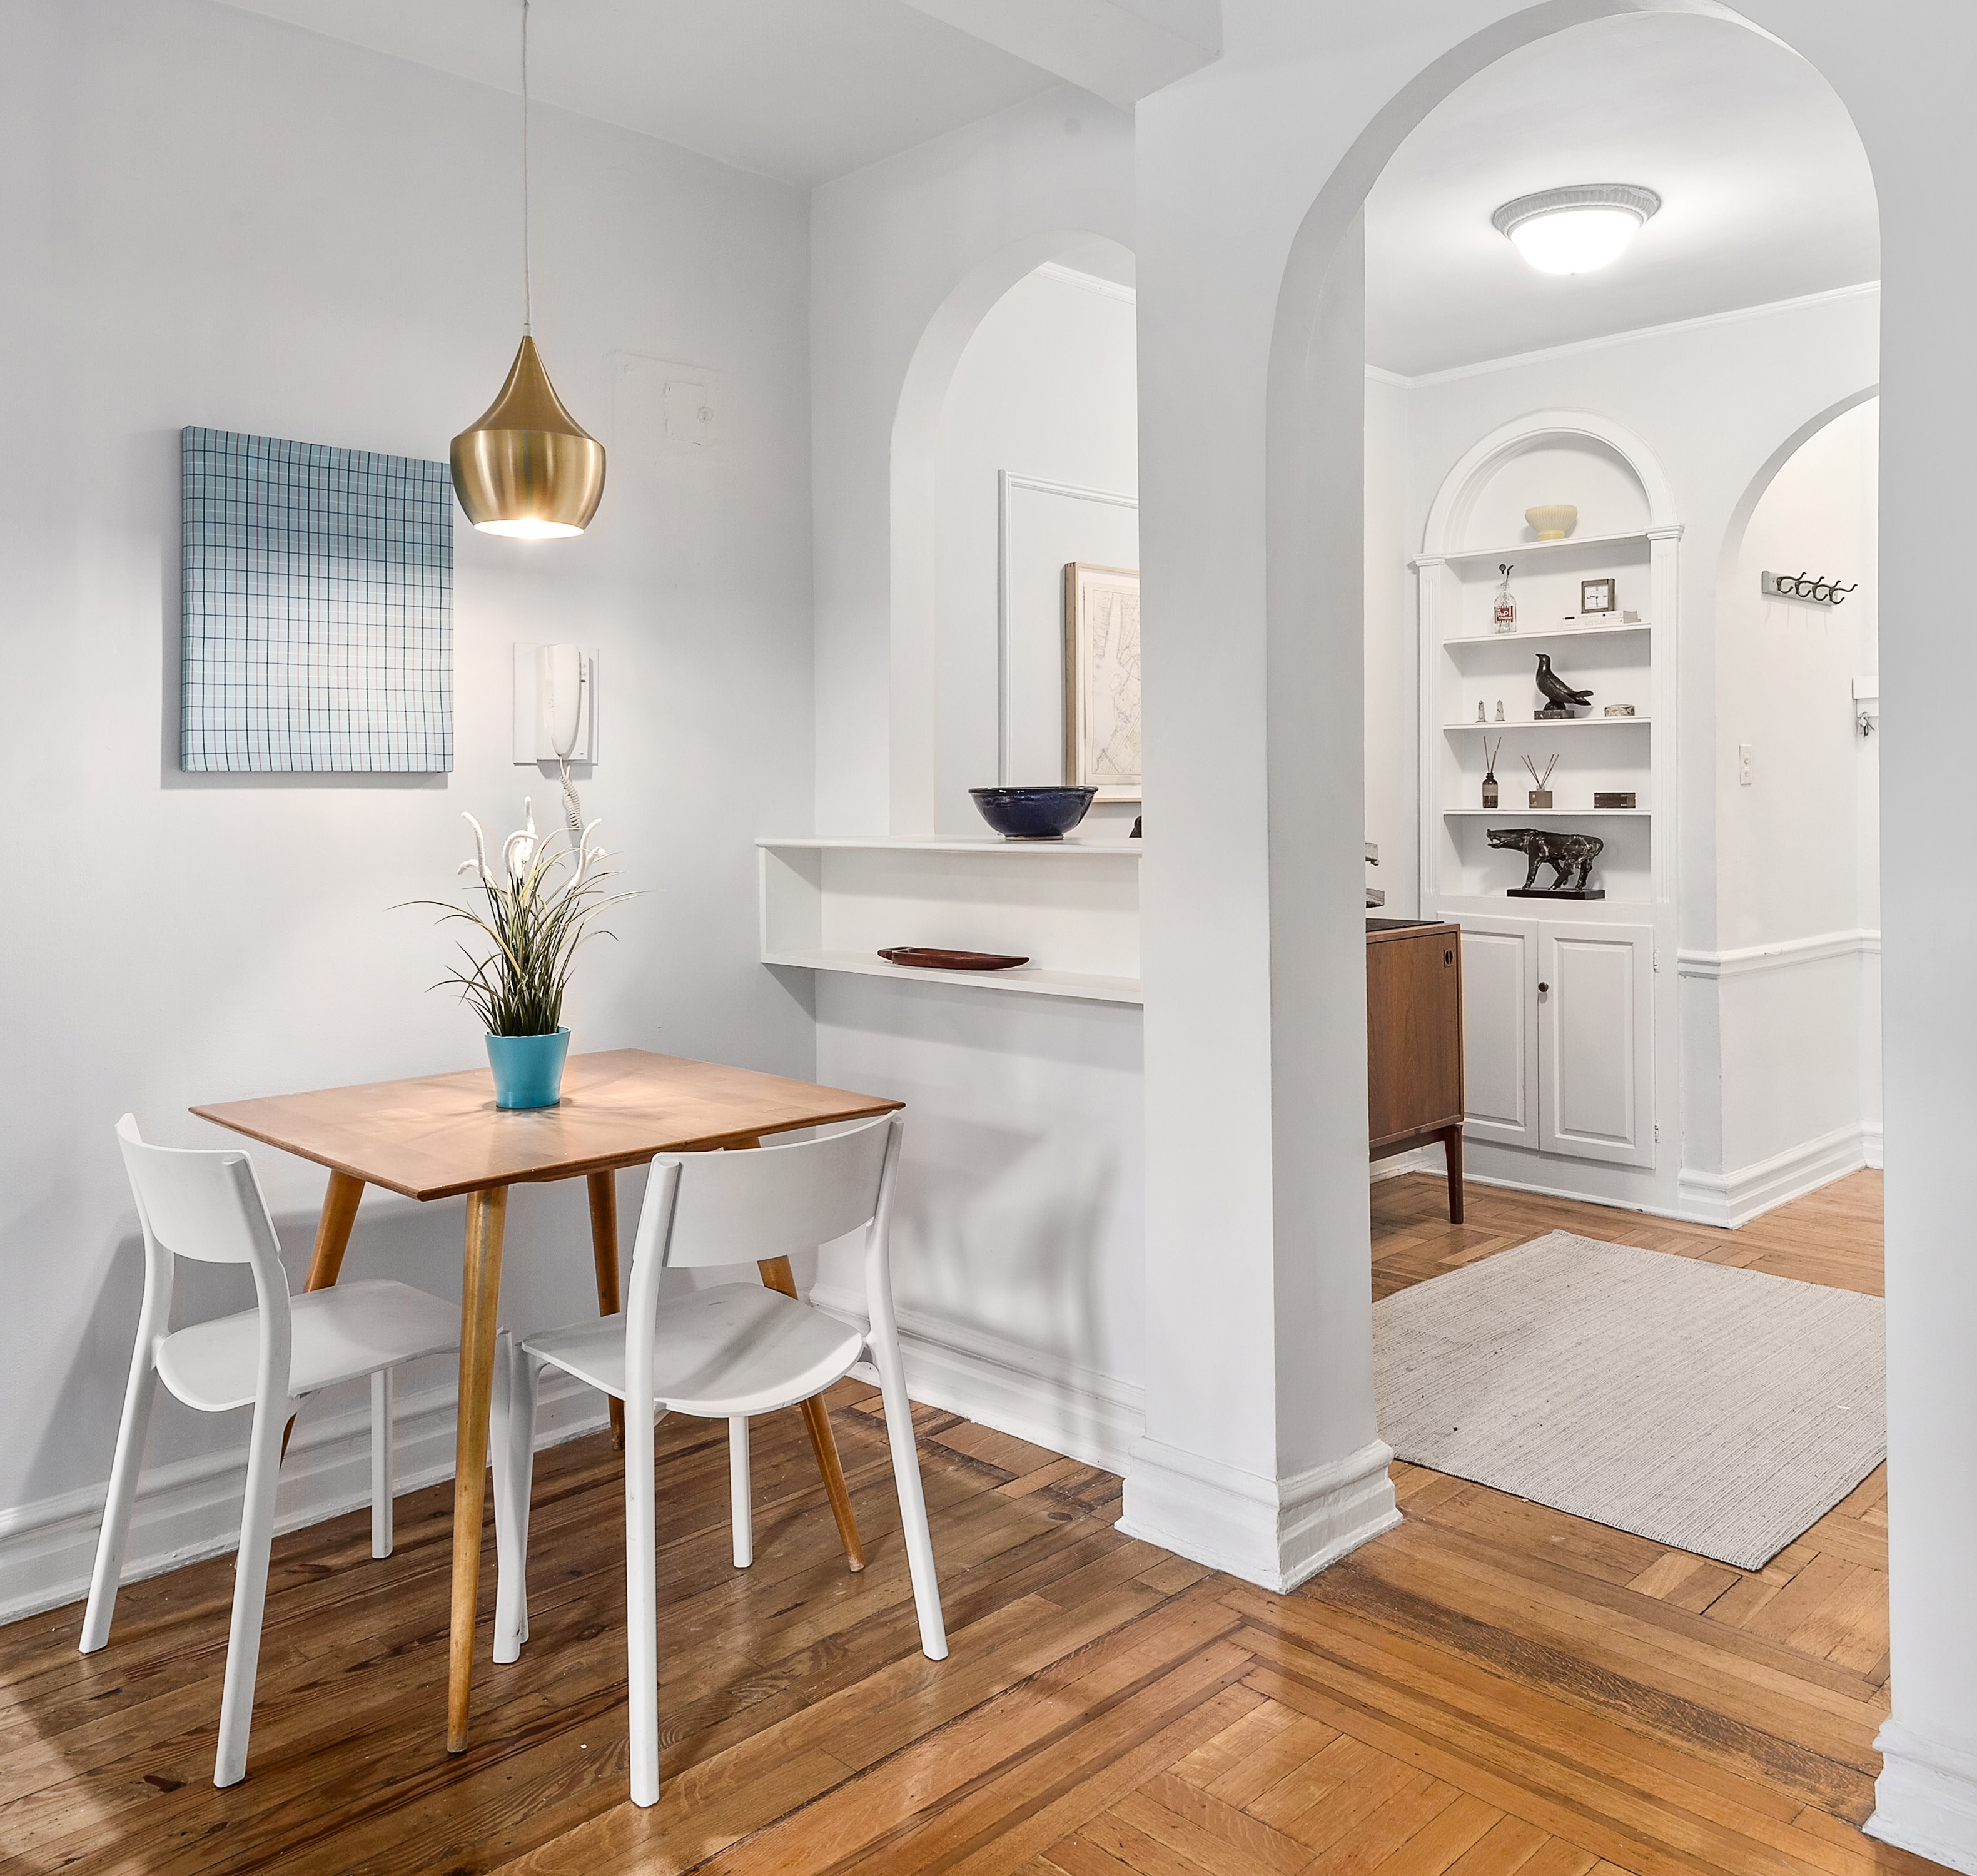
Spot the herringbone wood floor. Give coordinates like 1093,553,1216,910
0,1168,1935,1875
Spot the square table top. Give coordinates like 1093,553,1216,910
191,1048,903,1202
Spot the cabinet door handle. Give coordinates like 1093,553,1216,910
1538,981,1550,993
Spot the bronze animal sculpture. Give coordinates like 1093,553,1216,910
1534,653,1593,714
1486,826,1603,893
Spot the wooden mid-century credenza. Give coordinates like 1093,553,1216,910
1367,918,1465,1223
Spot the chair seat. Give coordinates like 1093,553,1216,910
156,1279,462,1413
524,1284,865,1417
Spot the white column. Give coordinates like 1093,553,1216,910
1121,208,1397,1588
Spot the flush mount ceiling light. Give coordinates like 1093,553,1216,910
1492,185,1661,276
451,0,604,539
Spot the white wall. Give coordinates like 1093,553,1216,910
1373,290,1879,1218
810,86,1137,836
806,108,1147,1470
1707,398,1881,1181
933,263,1140,836
0,0,814,1616
1364,371,1417,915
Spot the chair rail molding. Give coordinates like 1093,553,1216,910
1676,927,1881,980
1117,1435,1400,1593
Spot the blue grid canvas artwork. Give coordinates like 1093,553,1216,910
181,427,453,772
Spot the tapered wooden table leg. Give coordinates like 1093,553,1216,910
1442,1124,1465,1225
447,1185,508,1753
586,1170,627,1450
758,1254,866,1573
283,1172,366,1460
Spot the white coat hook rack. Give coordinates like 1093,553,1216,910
1762,570,1858,606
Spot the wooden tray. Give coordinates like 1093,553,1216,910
877,946,1029,972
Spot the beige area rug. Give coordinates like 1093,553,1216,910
1373,1230,1886,1569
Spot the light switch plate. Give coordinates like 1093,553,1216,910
512,646,599,764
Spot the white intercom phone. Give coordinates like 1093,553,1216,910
539,644,587,759
512,643,596,765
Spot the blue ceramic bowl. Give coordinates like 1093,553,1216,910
968,785,1098,840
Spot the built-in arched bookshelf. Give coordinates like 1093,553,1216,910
1412,411,1679,1177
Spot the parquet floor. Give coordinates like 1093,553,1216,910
0,1168,1934,1875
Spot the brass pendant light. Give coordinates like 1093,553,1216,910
451,0,604,539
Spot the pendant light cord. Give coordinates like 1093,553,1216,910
520,0,533,335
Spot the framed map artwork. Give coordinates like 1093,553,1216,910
1063,562,1141,802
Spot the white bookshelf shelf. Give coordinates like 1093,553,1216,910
1436,529,1651,565
1442,621,1651,650
1443,807,1651,818
761,947,1141,1004
758,835,1142,858
757,836,1142,1006
1444,716,1649,731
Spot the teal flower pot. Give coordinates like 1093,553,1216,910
485,1028,570,1110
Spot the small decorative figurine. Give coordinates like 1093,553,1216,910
1487,826,1604,897
1522,752,1559,808
1534,652,1594,718
1494,699,1505,723
1476,701,1487,723
1482,738,1502,809
1494,563,1517,634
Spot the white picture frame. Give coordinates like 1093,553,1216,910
1064,562,1141,803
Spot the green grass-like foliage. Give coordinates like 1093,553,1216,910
413,801,630,1038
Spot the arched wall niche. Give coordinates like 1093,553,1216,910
887,230,1137,834
1422,408,1675,554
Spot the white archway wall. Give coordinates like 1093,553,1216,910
1145,4,1977,1865
804,84,1150,1474
932,261,1141,836
809,86,1136,835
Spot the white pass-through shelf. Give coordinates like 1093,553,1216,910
757,837,1144,1005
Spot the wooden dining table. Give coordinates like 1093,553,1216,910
191,1047,903,1753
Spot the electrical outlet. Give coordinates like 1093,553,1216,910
1739,743,1754,786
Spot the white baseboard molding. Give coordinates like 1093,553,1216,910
1118,1435,1400,1592
1868,1721,1977,1875
0,1371,608,1629
1676,1122,1876,1229
1864,1121,1884,1170
808,1283,1145,1476
1371,1147,1439,1182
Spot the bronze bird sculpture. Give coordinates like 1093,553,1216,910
1535,652,1593,712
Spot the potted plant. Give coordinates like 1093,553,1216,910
422,799,625,1110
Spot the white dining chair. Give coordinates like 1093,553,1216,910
81,1115,477,1788
490,1112,946,1808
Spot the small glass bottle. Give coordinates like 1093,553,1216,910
1493,562,1517,634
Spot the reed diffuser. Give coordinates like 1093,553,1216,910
1482,738,1502,809
1523,752,1559,809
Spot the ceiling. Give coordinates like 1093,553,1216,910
1365,14,1879,379
216,0,1066,188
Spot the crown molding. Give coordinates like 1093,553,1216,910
1367,280,1879,391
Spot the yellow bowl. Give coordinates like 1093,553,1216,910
1525,504,1578,540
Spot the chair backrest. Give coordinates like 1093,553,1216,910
116,1115,286,1277
638,1114,899,1273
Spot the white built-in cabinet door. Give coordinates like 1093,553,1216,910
1538,921,1655,1167
1454,916,1539,1150
1448,913,1655,1168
